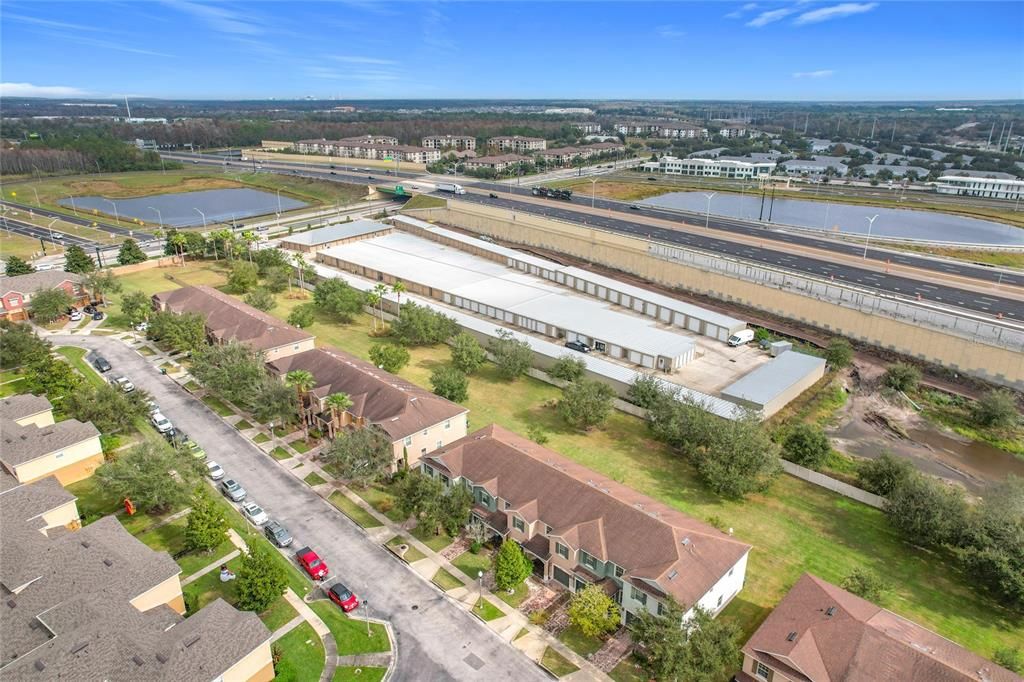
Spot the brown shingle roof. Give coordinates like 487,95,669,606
425,424,751,607
153,285,313,353
0,394,53,422
0,271,82,297
742,573,1018,682
266,346,466,442
0,416,99,468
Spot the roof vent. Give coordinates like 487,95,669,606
156,653,168,664
681,537,691,546
6,600,15,609
29,620,39,630
132,655,145,667
787,631,798,642
103,559,113,567
825,606,836,617
70,642,89,655
80,541,90,548
667,570,678,581
34,661,45,672
184,634,201,648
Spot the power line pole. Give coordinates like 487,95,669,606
870,117,877,140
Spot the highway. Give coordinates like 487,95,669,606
1,199,131,235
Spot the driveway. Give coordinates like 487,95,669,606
51,335,547,682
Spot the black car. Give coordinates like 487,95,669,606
92,311,104,321
83,304,96,314
565,340,591,353
264,520,293,547
367,175,375,179
92,355,112,372
330,171,336,175
489,193,498,198
647,177,658,181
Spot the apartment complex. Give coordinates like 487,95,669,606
614,121,708,139
0,474,273,681
294,138,441,163
718,123,749,138
738,573,1017,682
0,394,103,486
487,136,547,153
571,122,602,134
422,134,477,151
536,143,625,166
153,285,315,361
614,121,662,136
0,271,89,322
659,122,709,139
642,156,776,179
422,424,751,624
267,346,468,468
464,154,532,173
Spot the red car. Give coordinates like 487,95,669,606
295,546,329,581
328,582,359,612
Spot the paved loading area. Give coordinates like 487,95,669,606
50,334,549,682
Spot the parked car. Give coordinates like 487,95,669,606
328,582,359,612
647,177,658,181
565,340,591,353
66,306,78,314
69,310,83,322
110,375,135,393
145,400,160,415
264,520,293,548
182,438,206,460
295,546,329,580
150,412,173,433
488,193,498,198
83,304,96,314
134,321,149,332
240,501,269,526
220,478,247,502
92,355,112,373
727,329,756,347
206,461,225,480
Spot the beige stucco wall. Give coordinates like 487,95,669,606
414,204,1024,388
392,412,469,467
39,500,81,531
14,410,55,428
14,436,103,485
129,574,186,614
263,337,317,362
221,639,274,682
244,149,428,172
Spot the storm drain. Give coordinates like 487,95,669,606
463,654,485,671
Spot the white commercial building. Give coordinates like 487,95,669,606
935,175,1024,200
642,155,775,179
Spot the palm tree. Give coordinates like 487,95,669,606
241,230,257,263
170,232,187,264
292,253,307,292
373,283,388,328
285,370,316,441
365,291,380,332
391,280,406,319
212,229,233,261
324,392,353,439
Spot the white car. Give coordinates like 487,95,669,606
69,310,83,322
206,461,225,480
134,321,149,332
151,412,173,433
111,376,135,393
145,400,160,415
240,501,269,526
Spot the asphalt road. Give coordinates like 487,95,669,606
52,335,547,682
1,200,129,235
2,215,96,249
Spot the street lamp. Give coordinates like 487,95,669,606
591,178,598,209
148,207,163,229
863,214,879,259
363,599,371,637
276,189,282,219
193,207,207,229
31,187,41,206
103,198,120,225
66,195,79,217
702,192,716,229
46,217,59,246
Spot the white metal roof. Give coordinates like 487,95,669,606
282,219,390,246
720,351,826,408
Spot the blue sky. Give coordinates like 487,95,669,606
1,1,1022,101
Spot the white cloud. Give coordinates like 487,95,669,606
746,7,795,27
656,24,686,38
793,2,878,25
726,3,758,19
162,0,264,35
0,82,89,97
793,69,835,78
329,55,398,65
4,12,110,33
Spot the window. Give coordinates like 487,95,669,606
612,564,624,578
504,501,511,510
480,491,491,506
55,452,64,459
423,465,434,477
404,436,412,446
555,542,569,559
656,602,665,616
444,419,451,430
717,594,723,607
420,448,426,456
422,429,428,436
754,661,770,680
579,551,597,571
436,440,442,449
545,524,552,535
630,585,647,606
513,517,525,532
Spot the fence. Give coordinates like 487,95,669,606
780,460,886,509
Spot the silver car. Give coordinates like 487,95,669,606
220,478,247,503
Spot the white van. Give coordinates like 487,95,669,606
727,329,755,347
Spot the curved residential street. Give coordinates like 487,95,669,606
50,334,548,682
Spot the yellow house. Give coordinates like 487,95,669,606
1,394,103,486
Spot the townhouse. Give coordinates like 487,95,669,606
0,394,103,486
422,424,751,625
152,285,315,361
0,473,273,681
0,271,89,322
422,135,477,151
266,346,468,469
738,573,1017,682
487,136,548,153
464,154,532,174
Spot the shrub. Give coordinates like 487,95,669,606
487,329,532,380
287,303,316,328
567,584,620,638
243,287,276,312
994,647,1023,674
450,332,486,374
825,338,853,369
781,423,831,469
369,343,410,373
857,452,913,496
548,354,587,382
885,474,967,548
883,362,921,392
527,424,550,445
970,389,1019,429
558,378,616,430
840,568,888,602
493,540,532,591
228,261,259,293
430,365,469,402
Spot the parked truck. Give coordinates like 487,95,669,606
436,182,466,194
531,186,573,201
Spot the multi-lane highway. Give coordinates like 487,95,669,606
1,199,130,235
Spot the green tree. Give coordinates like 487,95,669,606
119,290,152,327
840,567,888,602
567,584,621,638
630,602,739,682
28,287,73,323
228,261,259,293
251,376,299,427
488,329,532,380
395,470,444,523
313,278,365,322
970,389,1019,429
430,365,469,402
63,244,95,273
95,440,199,513
857,452,914,497
83,269,121,302
692,413,782,498
235,543,287,612
23,351,82,402
147,311,206,352
62,382,149,433
627,374,665,409
429,484,473,537
369,343,410,373
4,255,35,276
493,540,532,591
324,392,354,436
285,369,316,439
262,265,290,294
885,473,967,548
116,238,148,265
390,302,458,346
782,423,831,469
320,427,393,487
825,338,854,369
883,362,921,392
0,321,51,368
548,354,586,382
957,477,1024,608
558,378,616,430
994,647,1023,675
243,287,276,312
287,303,317,329
450,332,486,374
254,247,290,274
191,341,267,410
184,493,228,553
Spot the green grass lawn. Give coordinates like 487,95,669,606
55,346,105,388
385,535,426,563
0,368,23,383
184,380,201,391
540,646,579,678
473,597,504,622
234,419,254,430
431,567,465,591
0,377,27,397
332,666,387,682
608,656,648,682
493,581,529,609
451,550,491,580
410,523,454,552
274,424,299,437
304,471,327,486
329,492,384,528
201,394,235,417
136,345,157,356
558,625,604,658
273,622,325,682
181,555,298,630
270,446,292,460
290,439,313,454
133,517,235,576
253,432,271,444
309,601,391,655
0,230,51,259
353,484,408,523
